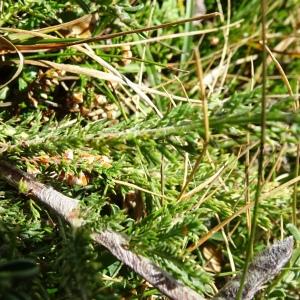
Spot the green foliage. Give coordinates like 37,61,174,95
0,0,300,299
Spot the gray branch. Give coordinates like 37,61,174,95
92,230,204,300
212,236,294,300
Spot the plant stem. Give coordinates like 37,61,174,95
293,144,300,224
236,0,268,298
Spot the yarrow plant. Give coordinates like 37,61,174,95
0,0,299,299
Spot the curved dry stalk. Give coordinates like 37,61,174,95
0,160,204,300
0,13,220,52
0,35,24,89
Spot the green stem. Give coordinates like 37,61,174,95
236,0,268,299
2,111,299,154
180,0,194,69
292,144,300,225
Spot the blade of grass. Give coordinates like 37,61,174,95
236,0,268,298
194,48,210,142
180,0,194,69
0,19,242,53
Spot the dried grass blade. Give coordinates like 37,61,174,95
0,36,23,89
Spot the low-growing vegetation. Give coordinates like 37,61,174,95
0,0,299,299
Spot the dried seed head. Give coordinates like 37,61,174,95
94,94,107,105
72,92,84,104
